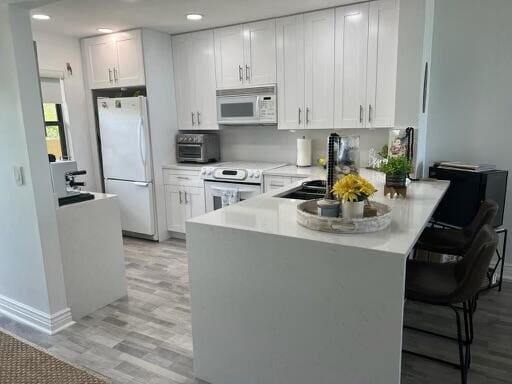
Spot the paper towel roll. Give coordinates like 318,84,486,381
296,137,312,167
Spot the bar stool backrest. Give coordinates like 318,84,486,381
463,200,499,238
453,225,498,302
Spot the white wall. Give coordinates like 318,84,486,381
32,29,98,191
426,0,512,275
0,4,70,329
218,127,389,166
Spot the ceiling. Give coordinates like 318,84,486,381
30,0,356,38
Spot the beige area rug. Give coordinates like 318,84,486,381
0,328,110,384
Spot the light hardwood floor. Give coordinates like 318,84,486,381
0,237,511,383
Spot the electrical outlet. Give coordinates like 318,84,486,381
13,166,24,186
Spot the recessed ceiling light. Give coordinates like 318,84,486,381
97,28,114,33
32,14,51,20
186,14,203,21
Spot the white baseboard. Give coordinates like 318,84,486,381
0,294,74,335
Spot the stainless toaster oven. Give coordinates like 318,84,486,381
176,133,220,163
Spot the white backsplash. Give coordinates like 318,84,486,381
218,126,390,167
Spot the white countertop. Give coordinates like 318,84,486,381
188,169,450,256
263,164,326,178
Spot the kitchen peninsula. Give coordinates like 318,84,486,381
186,170,450,384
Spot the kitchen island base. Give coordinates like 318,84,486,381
187,224,406,384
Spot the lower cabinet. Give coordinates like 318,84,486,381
163,169,206,234
165,185,205,233
264,175,304,192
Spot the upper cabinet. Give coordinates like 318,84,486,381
277,9,335,130
172,31,218,130
82,30,145,89
366,0,399,128
334,0,399,129
215,20,276,88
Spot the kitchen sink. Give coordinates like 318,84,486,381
279,179,327,200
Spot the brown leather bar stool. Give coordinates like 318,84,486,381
403,225,498,384
416,200,498,256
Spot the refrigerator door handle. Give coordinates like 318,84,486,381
138,117,146,166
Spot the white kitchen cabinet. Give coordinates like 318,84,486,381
172,31,218,130
83,30,145,89
276,15,305,130
185,186,206,220
163,168,206,234
165,184,187,233
333,0,398,129
263,175,305,192
277,10,335,130
215,20,276,88
334,4,369,128
366,0,399,128
304,9,335,129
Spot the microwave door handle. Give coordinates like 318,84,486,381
255,96,261,121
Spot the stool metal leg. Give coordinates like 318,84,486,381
499,228,507,292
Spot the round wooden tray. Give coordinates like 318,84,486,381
296,200,392,234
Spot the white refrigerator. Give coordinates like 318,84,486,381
98,96,156,237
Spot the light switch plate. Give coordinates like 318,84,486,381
13,166,24,186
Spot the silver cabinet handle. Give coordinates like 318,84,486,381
177,176,190,180
368,104,373,123
184,192,189,204
191,112,195,126
179,191,183,204
298,107,302,124
238,65,243,82
306,107,310,124
113,67,118,83
359,105,363,123
197,111,201,125
245,65,250,81
108,68,113,83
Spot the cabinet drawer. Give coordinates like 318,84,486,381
163,169,203,187
264,176,293,192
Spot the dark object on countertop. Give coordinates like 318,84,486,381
404,225,498,384
58,192,95,207
429,166,508,227
48,154,56,162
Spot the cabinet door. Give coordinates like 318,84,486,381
191,31,219,130
304,9,335,129
276,15,305,130
366,0,399,128
172,34,196,130
164,185,186,233
185,187,206,220
214,25,244,88
83,37,116,89
115,30,146,87
243,20,276,85
334,4,369,128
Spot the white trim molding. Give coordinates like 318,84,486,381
0,294,74,334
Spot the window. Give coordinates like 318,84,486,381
43,103,68,160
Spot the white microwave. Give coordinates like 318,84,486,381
216,85,277,125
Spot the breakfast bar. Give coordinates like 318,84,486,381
186,170,450,384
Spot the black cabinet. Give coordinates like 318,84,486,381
429,167,508,227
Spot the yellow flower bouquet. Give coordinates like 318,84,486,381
332,174,377,203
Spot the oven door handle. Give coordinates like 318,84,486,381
210,186,259,193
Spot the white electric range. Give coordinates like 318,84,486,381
201,162,286,212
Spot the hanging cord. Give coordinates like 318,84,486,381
406,127,420,181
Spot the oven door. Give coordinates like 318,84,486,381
217,95,259,124
177,144,204,162
204,181,262,212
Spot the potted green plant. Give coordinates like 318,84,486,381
379,155,413,188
